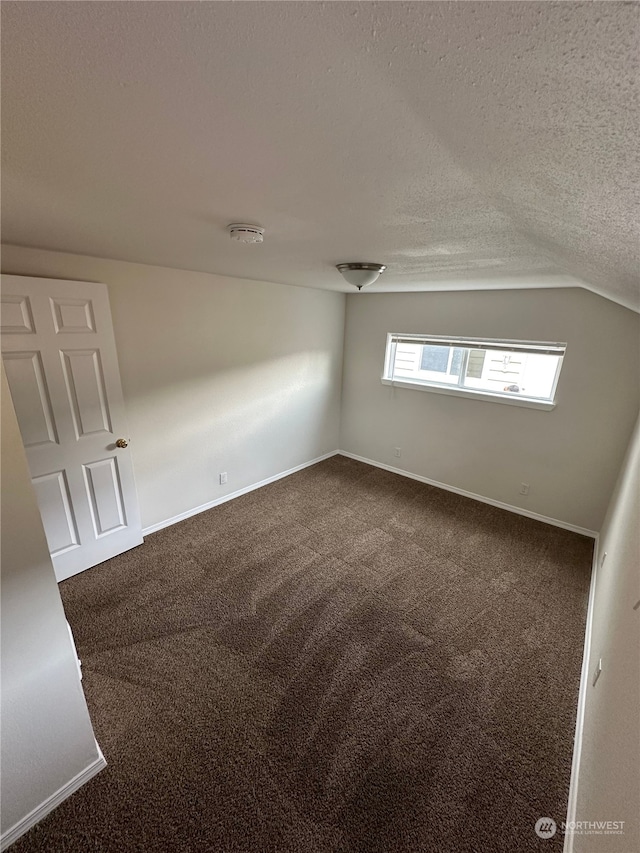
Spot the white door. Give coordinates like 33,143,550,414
1,275,143,582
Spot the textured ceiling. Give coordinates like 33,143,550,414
1,1,638,308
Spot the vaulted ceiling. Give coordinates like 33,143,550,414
1,2,638,309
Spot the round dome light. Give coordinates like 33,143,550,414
336,263,386,290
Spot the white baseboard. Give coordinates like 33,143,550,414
563,542,600,853
338,451,598,538
142,450,340,536
0,745,106,851
144,448,598,540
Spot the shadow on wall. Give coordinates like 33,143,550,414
130,349,337,501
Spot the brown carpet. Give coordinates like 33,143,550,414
12,456,593,853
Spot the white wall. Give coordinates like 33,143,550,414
340,288,640,532
1,245,345,530
0,365,103,846
570,413,640,852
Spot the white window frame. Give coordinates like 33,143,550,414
382,334,566,411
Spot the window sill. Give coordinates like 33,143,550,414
381,378,556,411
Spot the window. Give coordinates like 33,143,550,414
383,334,566,409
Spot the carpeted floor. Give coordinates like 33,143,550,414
12,456,593,853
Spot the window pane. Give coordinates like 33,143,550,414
466,349,486,379
462,350,560,399
391,342,459,385
384,335,564,403
392,343,423,377
420,345,449,373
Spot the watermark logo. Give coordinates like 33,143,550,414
535,817,625,839
535,817,557,839
564,820,625,836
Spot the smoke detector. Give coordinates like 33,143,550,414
227,223,265,243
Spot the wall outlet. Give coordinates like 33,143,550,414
592,657,602,687
393,447,402,458
519,482,530,495
219,472,228,485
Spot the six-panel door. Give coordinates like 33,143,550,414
1,275,143,581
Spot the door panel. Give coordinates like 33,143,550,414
32,470,80,555
1,275,143,581
83,457,126,536
3,351,59,446
1,294,36,334
61,349,112,437
51,297,97,334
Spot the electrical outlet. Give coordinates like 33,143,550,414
592,657,602,687
394,447,401,458
219,472,228,485
519,482,530,495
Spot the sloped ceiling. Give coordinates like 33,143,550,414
1,1,638,309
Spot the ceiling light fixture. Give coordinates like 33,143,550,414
336,262,386,290
228,223,265,243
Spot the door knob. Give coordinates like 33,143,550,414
115,438,128,448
